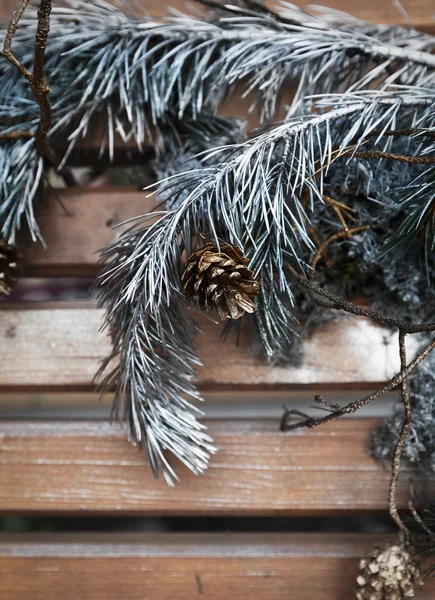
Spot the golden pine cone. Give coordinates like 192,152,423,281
356,543,423,600
0,239,20,295
182,243,260,320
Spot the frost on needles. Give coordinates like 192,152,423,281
0,0,434,482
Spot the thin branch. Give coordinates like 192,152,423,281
310,223,384,272
280,266,435,535
2,0,77,187
409,501,435,538
280,335,435,431
31,0,52,149
370,128,435,140
0,131,35,140
281,266,435,432
324,195,357,234
3,0,32,81
388,330,411,539
285,265,435,334
353,150,435,164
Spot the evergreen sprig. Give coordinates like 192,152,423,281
97,87,435,479
1,0,435,242
1,0,435,482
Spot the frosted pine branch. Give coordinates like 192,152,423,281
97,87,435,479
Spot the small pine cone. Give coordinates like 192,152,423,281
356,542,423,600
182,243,260,320
0,239,20,295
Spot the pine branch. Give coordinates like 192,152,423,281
0,139,44,244
0,0,79,243
3,0,76,183
1,0,435,144
0,0,434,244
97,87,435,480
97,212,217,484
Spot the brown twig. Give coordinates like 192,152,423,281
285,265,435,334
353,150,435,164
3,0,77,187
280,335,435,431
0,130,35,140
389,330,411,539
310,223,384,272
3,0,32,79
324,195,356,236
369,128,435,140
281,266,435,537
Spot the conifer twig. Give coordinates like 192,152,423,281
284,265,435,334
3,0,77,187
281,335,435,430
281,266,435,536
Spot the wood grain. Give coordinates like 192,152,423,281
2,532,434,600
0,0,434,26
1,0,433,27
20,189,155,276
0,419,431,515
142,0,435,29
0,303,418,390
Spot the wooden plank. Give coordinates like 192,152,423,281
0,0,21,16
0,303,417,389
0,419,431,515
2,532,429,600
20,188,154,276
2,532,434,600
0,0,434,27
141,0,435,29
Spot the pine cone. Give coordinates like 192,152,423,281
182,243,260,320
356,543,423,600
0,239,20,295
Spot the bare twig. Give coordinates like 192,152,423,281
286,265,435,334
3,0,32,80
353,150,435,164
0,131,35,140
281,266,435,536
31,0,52,149
389,330,411,538
281,269,435,422
370,128,435,140
324,195,356,236
310,223,384,272
280,335,435,431
3,0,77,187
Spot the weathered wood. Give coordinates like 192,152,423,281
0,0,22,15
0,419,431,515
20,188,154,276
0,0,434,27
3,532,435,600
149,0,435,28
0,303,418,389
